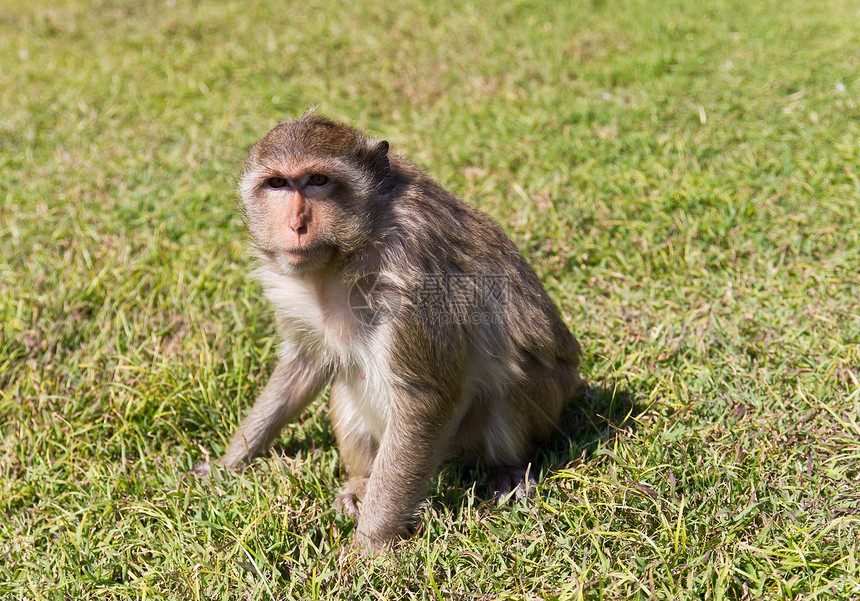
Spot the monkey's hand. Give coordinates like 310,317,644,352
190,461,212,476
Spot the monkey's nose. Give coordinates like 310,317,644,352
288,193,310,235
290,221,309,235
288,209,310,235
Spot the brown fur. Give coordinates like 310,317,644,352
198,113,584,550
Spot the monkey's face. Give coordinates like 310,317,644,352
240,157,378,276
240,116,391,277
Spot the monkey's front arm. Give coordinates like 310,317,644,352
216,349,331,470
351,385,455,550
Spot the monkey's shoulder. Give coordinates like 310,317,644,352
384,171,521,262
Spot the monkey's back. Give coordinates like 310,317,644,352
378,157,583,462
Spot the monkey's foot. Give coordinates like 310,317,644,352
487,464,537,504
334,477,368,518
334,491,361,517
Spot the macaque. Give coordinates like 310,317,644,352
198,113,584,551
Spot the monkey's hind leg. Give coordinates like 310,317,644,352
329,380,379,518
480,361,579,502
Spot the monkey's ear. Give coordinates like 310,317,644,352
372,140,389,161
370,140,390,179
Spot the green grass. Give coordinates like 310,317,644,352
1,0,858,598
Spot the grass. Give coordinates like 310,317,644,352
1,0,858,598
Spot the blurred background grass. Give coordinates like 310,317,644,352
1,0,858,599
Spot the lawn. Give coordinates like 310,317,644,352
1,0,858,598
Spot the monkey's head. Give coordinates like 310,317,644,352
240,113,391,276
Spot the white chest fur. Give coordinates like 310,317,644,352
334,352,391,440
254,265,357,351
253,263,392,436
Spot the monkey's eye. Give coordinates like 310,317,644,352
307,174,329,186
267,177,288,188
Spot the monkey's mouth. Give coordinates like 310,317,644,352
270,245,334,271
282,247,315,263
